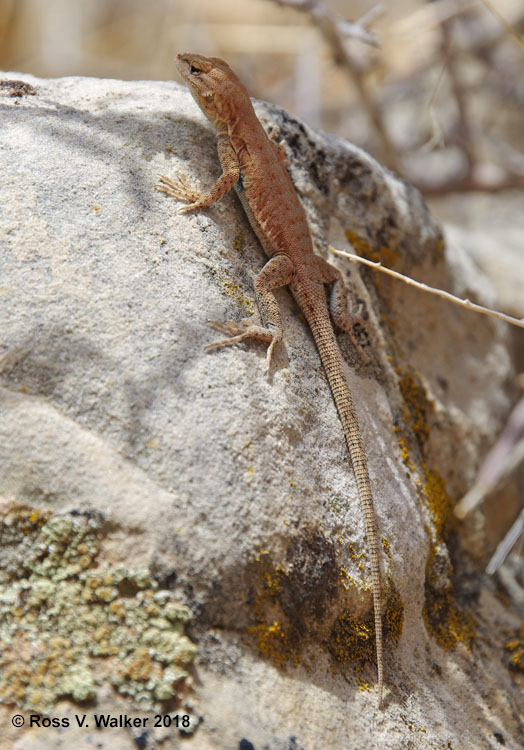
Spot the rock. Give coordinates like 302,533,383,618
0,71,522,749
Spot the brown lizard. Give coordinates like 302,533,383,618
157,52,385,706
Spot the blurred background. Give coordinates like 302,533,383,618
1,0,524,199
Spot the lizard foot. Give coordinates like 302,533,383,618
205,319,279,374
156,173,203,212
349,317,372,365
333,310,371,365
342,316,371,365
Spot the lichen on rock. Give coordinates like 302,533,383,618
0,504,197,713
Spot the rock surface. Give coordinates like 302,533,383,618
0,72,522,749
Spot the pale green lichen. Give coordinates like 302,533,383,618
0,506,197,713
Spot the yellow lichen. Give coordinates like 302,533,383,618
247,551,299,668
343,230,400,269
505,622,524,671
328,578,403,680
421,467,476,650
234,233,245,254
398,369,432,446
348,542,365,563
248,620,300,668
384,584,404,643
329,609,376,673
397,435,416,472
209,266,255,314
392,364,476,652
423,467,455,542
221,280,254,311
248,538,404,681
423,587,476,652
339,565,359,591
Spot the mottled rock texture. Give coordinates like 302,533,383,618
0,72,522,749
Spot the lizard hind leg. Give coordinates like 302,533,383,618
206,254,295,375
312,256,371,364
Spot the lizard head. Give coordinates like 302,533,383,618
175,52,250,125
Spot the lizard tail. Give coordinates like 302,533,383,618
308,310,384,706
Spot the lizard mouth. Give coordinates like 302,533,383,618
174,53,190,79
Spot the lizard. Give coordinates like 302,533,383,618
157,52,385,706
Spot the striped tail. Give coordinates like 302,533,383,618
308,309,384,706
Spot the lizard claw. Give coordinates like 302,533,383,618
204,319,255,350
206,319,250,338
263,338,278,376
204,319,278,373
176,203,197,215
156,173,202,206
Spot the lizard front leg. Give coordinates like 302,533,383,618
157,135,240,213
207,254,295,374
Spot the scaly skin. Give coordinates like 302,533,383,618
157,52,384,706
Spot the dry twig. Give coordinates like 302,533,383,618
329,245,524,330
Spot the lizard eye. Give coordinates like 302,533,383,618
189,64,201,75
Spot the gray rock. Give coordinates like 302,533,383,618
0,72,522,749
